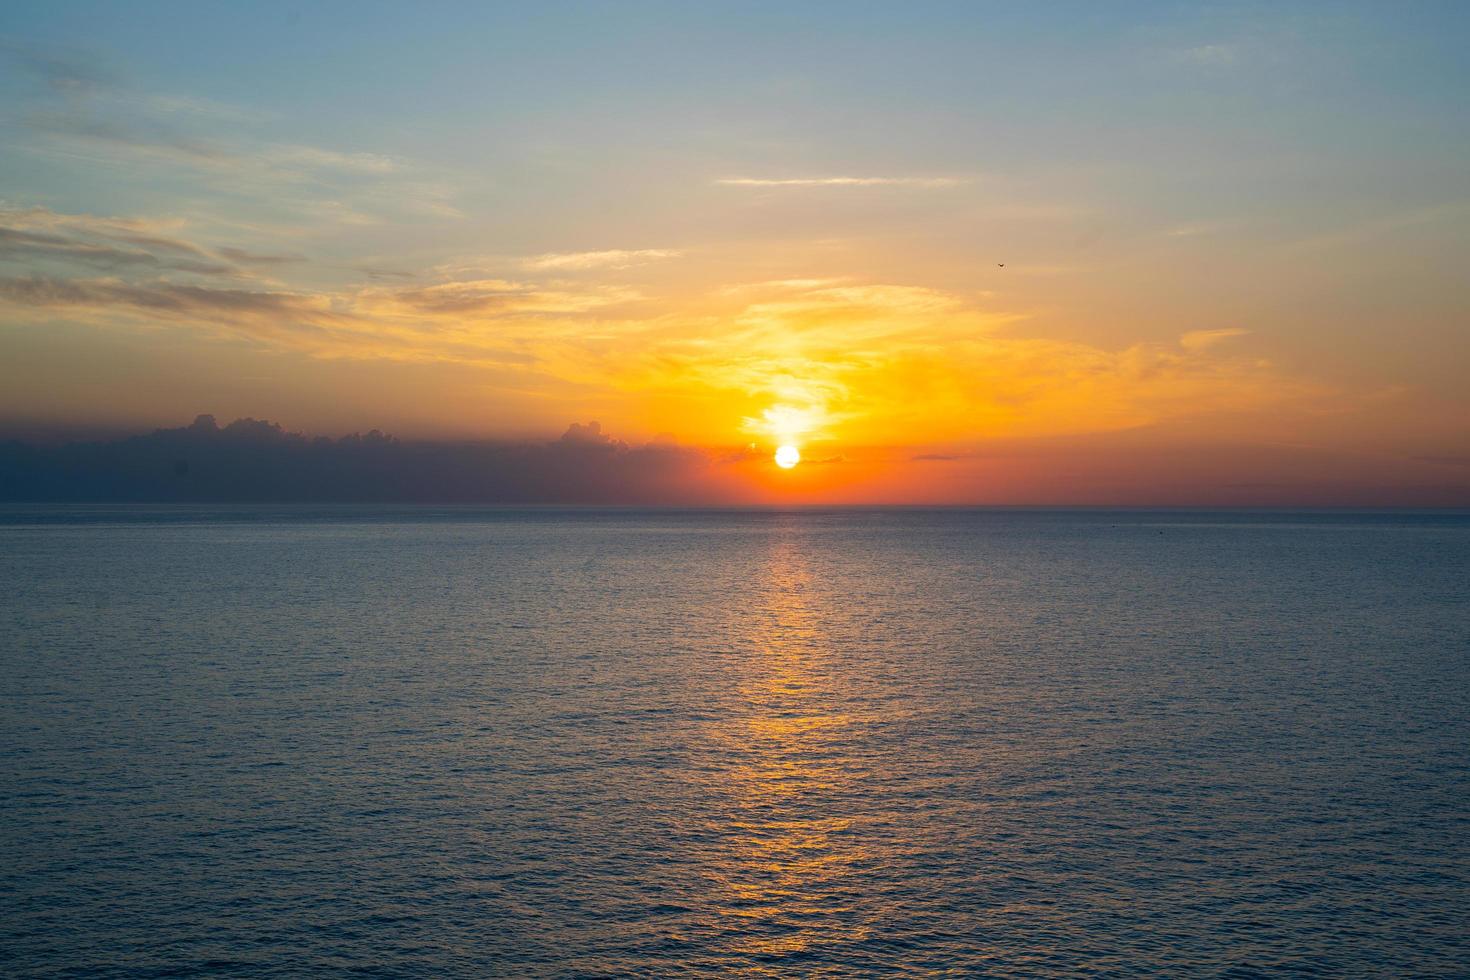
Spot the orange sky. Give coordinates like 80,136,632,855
1,4,1468,504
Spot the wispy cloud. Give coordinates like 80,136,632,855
379,278,642,316
26,108,407,180
5,40,265,119
260,145,399,175
1166,220,1241,238
5,42,456,227
355,266,418,282
215,246,302,266
0,232,1333,443
0,275,352,348
1180,328,1249,351
2,205,181,241
716,176,966,188
717,277,850,295
521,249,682,271
0,206,297,279
1,40,119,94
0,227,233,276
26,113,454,224
26,109,231,164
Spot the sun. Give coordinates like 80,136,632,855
774,444,801,469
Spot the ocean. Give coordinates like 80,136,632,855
2,507,1467,976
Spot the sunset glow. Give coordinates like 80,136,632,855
0,3,1465,506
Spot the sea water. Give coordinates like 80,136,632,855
2,508,1467,975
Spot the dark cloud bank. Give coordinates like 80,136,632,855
0,416,734,504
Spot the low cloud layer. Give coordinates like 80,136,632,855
4,415,1464,507
0,416,737,504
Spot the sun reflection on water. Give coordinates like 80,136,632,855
700,526,877,964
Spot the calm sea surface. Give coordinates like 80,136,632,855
2,507,1468,977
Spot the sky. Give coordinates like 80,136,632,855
1,1,1467,504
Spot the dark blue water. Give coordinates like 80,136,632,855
2,508,1468,976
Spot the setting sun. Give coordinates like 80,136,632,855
774,445,801,469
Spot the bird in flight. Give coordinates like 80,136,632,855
997,263,1005,267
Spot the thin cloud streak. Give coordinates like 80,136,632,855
716,176,966,188
3,45,458,229
1180,328,1250,351
521,249,682,271
0,206,295,279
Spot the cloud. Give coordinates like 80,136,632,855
0,275,359,353
521,249,682,271
1180,328,1249,350
7,43,378,174
27,109,232,164
0,205,187,240
1166,220,1236,238
560,420,615,445
5,48,455,227
0,271,542,366
614,279,1324,447
1,40,119,94
0,416,736,504
0,206,631,362
0,206,299,278
0,206,1333,447
259,145,400,175
28,108,407,182
0,274,338,319
5,41,266,122
355,266,417,281
718,278,850,295
715,176,966,188
215,246,302,266
380,279,641,316
0,227,233,276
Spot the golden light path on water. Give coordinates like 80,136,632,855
695,527,880,967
